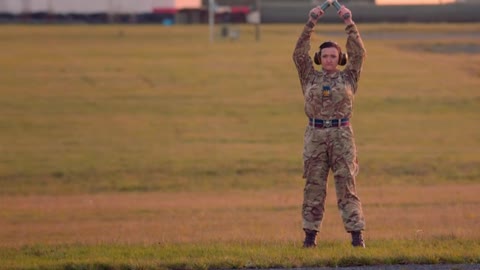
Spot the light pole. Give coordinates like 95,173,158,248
209,0,215,43
255,0,261,41
21,0,32,21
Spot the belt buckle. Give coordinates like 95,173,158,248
324,120,332,128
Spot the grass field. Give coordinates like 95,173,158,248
0,23,479,269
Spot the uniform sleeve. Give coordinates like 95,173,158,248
293,21,316,95
343,24,366,94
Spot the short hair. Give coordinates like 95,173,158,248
314,41,347,66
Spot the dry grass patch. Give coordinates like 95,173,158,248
1,184,479,247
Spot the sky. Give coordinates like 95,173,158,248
376,0,456,4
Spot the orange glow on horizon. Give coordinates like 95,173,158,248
376,0,456,5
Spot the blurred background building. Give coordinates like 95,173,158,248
0,0,478,24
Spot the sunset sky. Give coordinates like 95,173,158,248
376,0,456,4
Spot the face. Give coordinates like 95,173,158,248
320,47,339,72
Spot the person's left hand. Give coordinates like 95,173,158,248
338,5,353,24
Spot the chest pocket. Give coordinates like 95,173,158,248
327,74,352,103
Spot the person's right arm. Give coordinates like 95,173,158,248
293,7,323,95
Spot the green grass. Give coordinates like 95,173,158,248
0,23,480,269
1,239,479,270
0,24,479,195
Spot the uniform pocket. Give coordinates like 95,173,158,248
302,127,326,178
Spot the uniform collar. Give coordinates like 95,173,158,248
321,69,340,79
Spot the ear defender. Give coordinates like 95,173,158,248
338,52,348,66
314,52,321,65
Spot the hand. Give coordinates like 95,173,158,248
338,5,353,24
309,6,325,22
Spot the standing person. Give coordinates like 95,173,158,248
292,4,367,248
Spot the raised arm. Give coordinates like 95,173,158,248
338,5,366,93
293,7,324,94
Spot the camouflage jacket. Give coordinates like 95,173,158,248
293,22,366,120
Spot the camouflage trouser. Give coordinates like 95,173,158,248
302,125,365,233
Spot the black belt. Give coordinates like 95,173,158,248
308,118,349,128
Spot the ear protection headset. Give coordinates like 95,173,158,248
314,41,348,66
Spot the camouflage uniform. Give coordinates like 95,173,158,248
292,22,366,233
